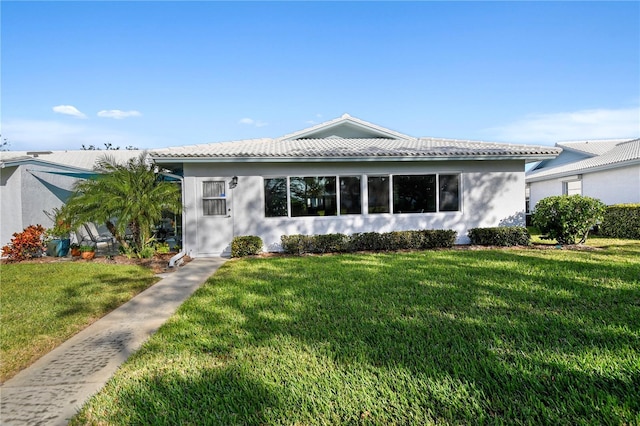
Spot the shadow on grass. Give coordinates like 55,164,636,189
77,249,640,424
57,270,157,319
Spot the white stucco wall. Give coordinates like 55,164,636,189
181,160,526,257
0,165,80,247
1,166,23,247
582,165,640,205
528,164,640,211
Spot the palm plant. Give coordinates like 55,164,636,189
61,152,182,256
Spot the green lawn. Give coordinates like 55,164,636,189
0,262,158,382
70,239,640,425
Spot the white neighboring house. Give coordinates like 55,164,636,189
0,150,141,246
525,138,640,215
150,114,560,257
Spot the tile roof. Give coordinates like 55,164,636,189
556,139,630,156
150,137,561,161
0,150,143,171
526,138,640,181
150,114,561,162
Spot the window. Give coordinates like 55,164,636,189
203,181,227,216
525,184,531,213
439,174,460,212
368,176,390,214
563,180,582,196
264,178,288,217
393,175,436,213
290,176,337,217
340,176,362,214
263,173,461,217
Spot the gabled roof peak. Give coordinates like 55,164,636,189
280,114,415,141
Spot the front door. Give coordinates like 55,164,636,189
197,178,233,256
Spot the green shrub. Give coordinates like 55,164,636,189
599,204,640,239
282,230,457,255
312,233,351,253
138,245,155,259
468,227,531,246
154,242,171,254
281,235,310,255
532,195,606,245
420,229,457,248
231,236,263,257
349,232,387,252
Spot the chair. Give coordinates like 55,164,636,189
77,223,116,254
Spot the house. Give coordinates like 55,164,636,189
525,138,640,214
0,150,141,246
150,114,560,257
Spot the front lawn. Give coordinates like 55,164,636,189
72,241,640,425
0,262,158,382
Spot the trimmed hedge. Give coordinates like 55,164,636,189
599,204,640,239
231,235,264,257
468,227,531,246
281,229,457,255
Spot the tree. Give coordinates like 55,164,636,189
61,152,182,256
0,134,10,151
81,142,138,150
532,195,606,245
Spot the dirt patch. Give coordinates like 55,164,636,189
1,253,192,275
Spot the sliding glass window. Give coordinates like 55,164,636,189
290,176,337,217
340,176,362,214
367,176,390,214
393,175,436,213
264,173,460,217
264,178,288,217
439,174,460,212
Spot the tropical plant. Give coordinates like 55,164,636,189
43,207,71,240
1,225,47,261
532,195,606,245
60,152,182,257
79,245,95,253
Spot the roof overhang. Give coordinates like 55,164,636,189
526,158,640,183
152,153,560,164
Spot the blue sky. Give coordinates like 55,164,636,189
2,1,639,151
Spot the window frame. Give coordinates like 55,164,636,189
202,180,227,216
263,172,461,218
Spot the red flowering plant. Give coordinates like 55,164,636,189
1,224,48,261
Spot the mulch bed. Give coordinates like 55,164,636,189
1,253,192,275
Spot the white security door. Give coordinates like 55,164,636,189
197,179,233,256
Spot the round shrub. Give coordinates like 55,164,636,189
532,195,606,245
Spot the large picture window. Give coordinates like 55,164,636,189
393,175,436,213
263,173,460,217
290,176,337,217
264,178,288,217
203,181,226,216
368,176,390,214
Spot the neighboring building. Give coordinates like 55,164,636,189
151,114,560,256
525,138,640,214
0,150,141,246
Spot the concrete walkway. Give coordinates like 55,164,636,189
1,257,227,426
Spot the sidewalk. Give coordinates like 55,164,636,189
1,257,227,426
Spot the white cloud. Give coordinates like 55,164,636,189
1,119,154,151
238,117,268,127
485,107,640,145
52,105,87,119
97,110,142,119
306,113,324,125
